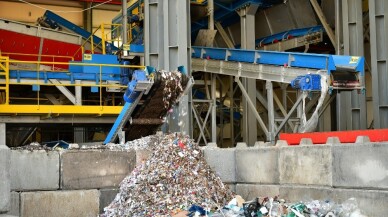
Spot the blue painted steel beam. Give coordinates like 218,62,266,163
255,25,324,46
9,70,120,82
43,11,118,50
104,102,133,144
192,46,365,76
44,11,101,44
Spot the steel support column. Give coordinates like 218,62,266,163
211,74,217,142
338,0,366,130
0,123,5,147
122,0,128,44
266,81,275,143
83,2,93,33
144,0,192,135
369,0,388,128
229,76,234,146
238,5,258,145
75,80,82,105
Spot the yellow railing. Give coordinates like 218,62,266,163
74,23,124,57
2,52,74,72
0,56,9,105
0,57,145,115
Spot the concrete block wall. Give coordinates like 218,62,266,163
205,139,388,217
0,147,10,214
61,150,136,190
20,190,99,217
10,150,59,191
5,149,137,217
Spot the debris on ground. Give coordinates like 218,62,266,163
105,133,164,151
10,142,53,151
218,196,367,217
101,133,234,217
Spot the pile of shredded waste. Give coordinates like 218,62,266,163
101,133,234,217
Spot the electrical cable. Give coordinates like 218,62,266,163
17,0,114,13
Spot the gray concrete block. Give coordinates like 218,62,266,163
279,145,332,186
0,148,10,213
300,138,313,146
135,149,152,166
61,150,136,190
236,147,279,184
275,140,288,147
355,136,371,143
333,143,388,189
332,188,388,217
236,142,247,148
10,150,59,191
99,189,119,214
254,141,271,147
5,192,19,217
207,143,218,148
20,190,99,217
280,185,333,202
0,215,18,217
236,184,280,201
326,137,340,144
203,147,236,183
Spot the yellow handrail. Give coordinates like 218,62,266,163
73,23,125,57
2,52,74,61
0,56,9,104
1,58,145,109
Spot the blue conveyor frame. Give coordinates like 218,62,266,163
191,46,365,89
42,11,118,51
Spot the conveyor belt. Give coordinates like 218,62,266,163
125,73,188,141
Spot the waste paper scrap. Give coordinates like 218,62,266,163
101,133,234,217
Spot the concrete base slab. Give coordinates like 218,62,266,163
236,184,280,201
236,147,279,184
333,143,388,189
10,150,59,191
203,147,236,183
60,150,136,190
99,189,119,214
279,145,332,186
0,148,10,213
20,190,99,217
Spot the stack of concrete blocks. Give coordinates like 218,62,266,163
5,149,136,217
202,136,388,217
0,123,11,217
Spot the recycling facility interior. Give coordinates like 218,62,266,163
0,0,387,216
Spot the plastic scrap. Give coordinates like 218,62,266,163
217,197,367,217
299,74,328,133
101,133,234,217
